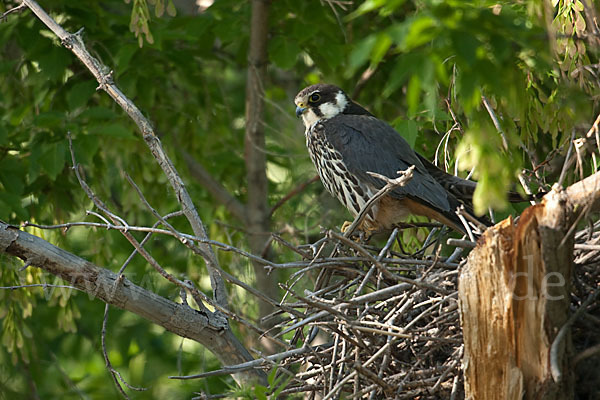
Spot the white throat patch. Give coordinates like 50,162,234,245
301,109,320,129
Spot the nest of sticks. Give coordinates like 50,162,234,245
271,226,467,399
262,218,600,399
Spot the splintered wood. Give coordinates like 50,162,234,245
459,191,574,400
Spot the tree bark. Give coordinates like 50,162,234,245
459,171,600,399
244,0,278,336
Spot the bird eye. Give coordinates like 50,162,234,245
309,93,321,103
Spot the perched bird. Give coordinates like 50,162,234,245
294,83,496,235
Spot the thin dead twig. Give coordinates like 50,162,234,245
343,166,415,238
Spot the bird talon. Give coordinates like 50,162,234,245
341,221,379,243
340,220,353,233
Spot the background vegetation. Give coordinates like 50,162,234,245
0,0,598,398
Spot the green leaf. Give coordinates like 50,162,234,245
0,156,25,196
72,134,101,166
253,385,268,400
347,0,387,19
0,125,7,147
8,105,31,126
472,173,509,215
348,35,377,75
89,123,135,139
167,0,177,16
155,0,164,17
39,141,67,180
393,118,418,148
115,45,138,75
79,107,117,120
406,74,421,117
269,36,300,70
451,31,480,66
37,47,70,82
67,80,97,110
33,112,64,128
383,53,423,97
403,16,438,50
370,33,392,67
319,43,345,71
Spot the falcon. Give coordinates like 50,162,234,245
294,83,492,235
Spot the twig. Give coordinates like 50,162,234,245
550,286,600,382
101,303,148,398
558,113,600,177
446,238,476,248
270,175,320,217
482,95,508,150
0,2,26,20
482,95,538,198
353,228,399,297
0,283,82,292
19,0,228,308
67,137,212,315
99,214,177,397
573,343,600,366
329,231,451,295
323,340,395,400
354,363,394,393
457,205,487,233
558,129,577,187
169,345,323,379
455,210,475,242
343,166,415,238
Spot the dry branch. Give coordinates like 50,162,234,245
20,0,228,308
0,222,262,385
5,0,266,386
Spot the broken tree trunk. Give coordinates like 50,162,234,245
459,171,600,400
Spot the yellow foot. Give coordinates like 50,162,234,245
341,220,353,233
341,221,379,242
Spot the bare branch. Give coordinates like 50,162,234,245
565,169,600,212
101,303,145,399
170,345,318,380
4,1,272,384
550,286,600,382
0,283,82,291
270,175,320,217
343,166,415,238
19,0,228,309
0,2,27,20
0,222,264,385
481,95,509,151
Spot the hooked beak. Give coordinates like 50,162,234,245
295,105,306,118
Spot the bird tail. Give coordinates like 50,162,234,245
445,194,491,235
417,154,543,204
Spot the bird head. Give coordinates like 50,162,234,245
294,84,349,128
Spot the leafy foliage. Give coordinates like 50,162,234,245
344,0,597,213
0,0,598,397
